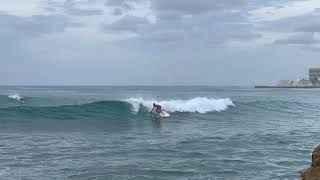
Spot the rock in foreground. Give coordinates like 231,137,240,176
301,145,320,180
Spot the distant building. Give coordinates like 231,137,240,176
255,68,320,88
278,79,313,87
309,68,320,83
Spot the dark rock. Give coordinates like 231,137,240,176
301,145,320,180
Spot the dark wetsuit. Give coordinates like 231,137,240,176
153,104,162,113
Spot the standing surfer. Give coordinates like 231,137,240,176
151,103,162,113
151,103,170,118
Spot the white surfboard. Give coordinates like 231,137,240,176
159,111,170,118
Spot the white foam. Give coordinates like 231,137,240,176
124,97,234,113
8,94,22,100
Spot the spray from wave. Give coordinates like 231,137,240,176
8,94,22,100
125,97,234,113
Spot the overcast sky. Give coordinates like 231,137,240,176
1,0,320,85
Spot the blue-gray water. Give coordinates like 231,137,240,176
0,86,319,179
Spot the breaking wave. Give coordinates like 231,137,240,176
125,97,234,113
8,94,22,100
0,97,234,121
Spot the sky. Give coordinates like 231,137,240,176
1,0,320,86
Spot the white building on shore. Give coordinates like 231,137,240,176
276,68,320,87
278,79,313,87
256,68,320,88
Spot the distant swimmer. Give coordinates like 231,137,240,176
151,103,162,113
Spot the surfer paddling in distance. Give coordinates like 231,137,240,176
9,94,25,103
17,97,24,103
151,103,162,113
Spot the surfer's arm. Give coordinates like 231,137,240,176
150,107,154,113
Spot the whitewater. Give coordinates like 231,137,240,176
125,97,235,113
0,86,319,179
8,93,22,100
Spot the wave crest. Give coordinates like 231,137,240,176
125,97,234,113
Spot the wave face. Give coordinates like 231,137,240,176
125,97,235,113
0,97,234,121
0,100,135,120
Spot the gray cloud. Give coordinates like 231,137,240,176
274,33,319,45
112,8,123,16
269,9,320,33
248,0,306,9
0,12,81,65
100,5,260,47
0,12,82,64
150,0,302,21
151,0,247,20
156,11,182,20
141,27,261,44
105,0,251,20
227,31,261,40
31,15,81,34
50,0,105,16
65,8,103,16
152,0,246,14
0,13,81,39
296,22,320,33
101,15,150,33
102,0,262,45
270,8,320,51
301,45,320,52
20,15,81,36
142,29,188,42
105,0,130,7
105,0,145,10
2,0,320,85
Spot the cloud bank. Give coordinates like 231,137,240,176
0,0,319,85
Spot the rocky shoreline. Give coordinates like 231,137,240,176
300,145,320,180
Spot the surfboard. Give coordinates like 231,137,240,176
159,111,170,118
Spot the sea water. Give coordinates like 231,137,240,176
0,86,319,179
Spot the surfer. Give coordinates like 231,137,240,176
151,103,162,113
151,103,170,118
17,97,24,103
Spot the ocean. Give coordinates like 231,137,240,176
0,86,319,180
